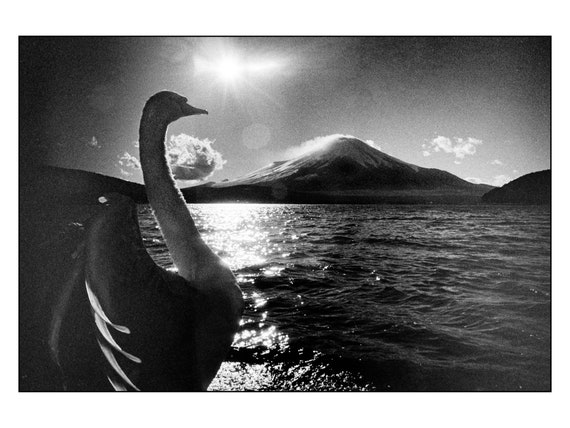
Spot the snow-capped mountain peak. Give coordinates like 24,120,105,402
217,135,420,187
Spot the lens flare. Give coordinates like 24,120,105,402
194,53,282,86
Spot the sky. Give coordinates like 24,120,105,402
19,36,550,186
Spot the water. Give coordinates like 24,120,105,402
139,204,551,391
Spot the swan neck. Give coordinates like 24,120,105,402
139,113,202,279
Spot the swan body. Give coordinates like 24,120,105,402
50,91,243,391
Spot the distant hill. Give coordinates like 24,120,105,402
212,136,493,203
20,165,147,205
482,170,551,204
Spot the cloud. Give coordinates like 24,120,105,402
87,136,101,149
491,159,504,165
466,175,513,186
364,139,381,151
117,151,141,170
167,134,225,181
492,174,512,187
284,134,380,159
422,136,482,162
116,135,225,181
466,177,483,184
284,134,344,159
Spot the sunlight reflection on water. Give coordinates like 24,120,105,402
138,203,551,391
139,204,293,377
193,203,274,269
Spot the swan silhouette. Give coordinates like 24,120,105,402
49,91,243,391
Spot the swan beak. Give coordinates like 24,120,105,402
182,103,208,116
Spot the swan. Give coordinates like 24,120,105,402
49,91,244,391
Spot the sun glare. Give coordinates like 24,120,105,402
217,56,242,82
194,52,282,86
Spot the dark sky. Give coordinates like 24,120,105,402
19,36,550,186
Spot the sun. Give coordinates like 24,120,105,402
194,51,282,87
214,56,242,83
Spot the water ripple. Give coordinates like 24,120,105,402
140,203,550,391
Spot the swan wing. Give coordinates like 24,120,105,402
83,194,204,391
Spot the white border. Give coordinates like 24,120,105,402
4,1,568,427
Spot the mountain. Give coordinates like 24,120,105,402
212,136,493,203
22,137,496,205
482,170,551,204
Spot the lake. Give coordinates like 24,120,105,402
138,203,551,391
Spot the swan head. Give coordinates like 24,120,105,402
143,91,208,124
